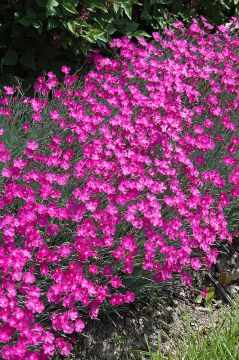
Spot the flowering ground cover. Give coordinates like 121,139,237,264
0,16,239,359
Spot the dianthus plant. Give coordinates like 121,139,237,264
0,16,239,359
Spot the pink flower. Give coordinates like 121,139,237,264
121,235,137,252
75,319,85,332
110,276,122,289
23,272,35,284
201,288,208,299
204,119,214,128
32,113,42,122
26,140,38,151
61,65,71,74
191,258,202,270
181,272,192,286
22,123,31,131
4,86,14,95
102,265,113,277
55,338,72,356
0,325,14,343
195,155,205,166
89,264,99,274
46,224,59,236
89,300,100,318
124,291,135,303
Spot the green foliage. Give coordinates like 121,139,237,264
0,0,145,85
0,0,238,85
140,0,238,31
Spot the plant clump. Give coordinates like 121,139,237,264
0,17,238,359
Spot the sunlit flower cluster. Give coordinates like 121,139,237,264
0,17,238,359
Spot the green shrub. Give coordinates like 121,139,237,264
140,0,238,31
0,0,147,85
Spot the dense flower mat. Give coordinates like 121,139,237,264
0,17,239,359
